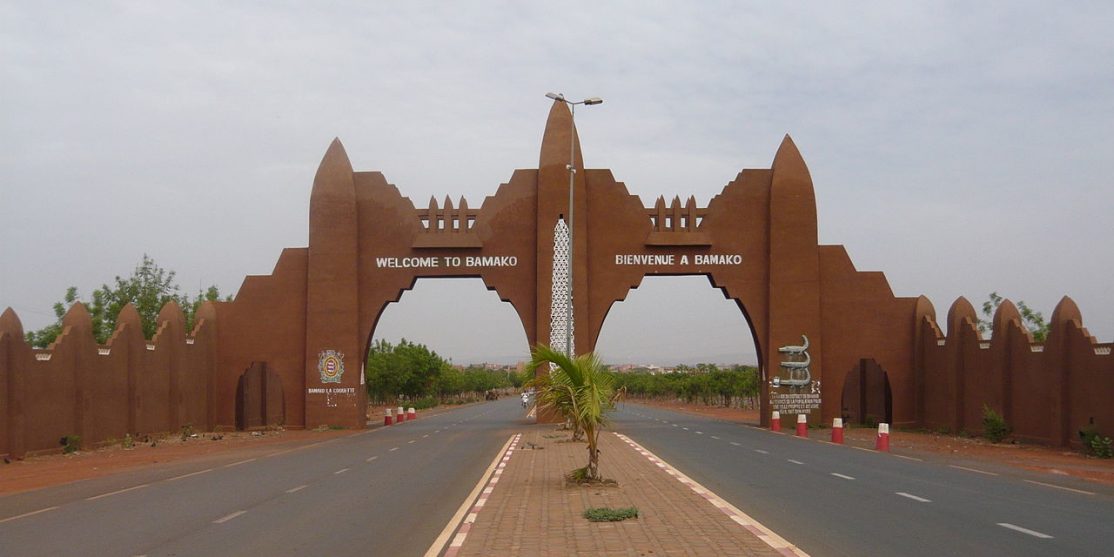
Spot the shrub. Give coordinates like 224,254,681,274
982,405,1010,443
583,507,639,522
1080,426,1113,458
180,423,195,441
60,434,81,454
123,434,134,449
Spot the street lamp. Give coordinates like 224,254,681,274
545,92,603,357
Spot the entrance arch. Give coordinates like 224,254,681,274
210,102,923,431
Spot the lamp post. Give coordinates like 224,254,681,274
545,92,603,357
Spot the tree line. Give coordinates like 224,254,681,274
608,363,761,408
364,338,525,406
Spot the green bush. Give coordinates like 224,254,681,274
583,507,639,522
60,434,81,454
982,405,1010,443
1080,426,1113,458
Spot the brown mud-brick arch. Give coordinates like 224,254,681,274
3,104,1110,456
208,100,921,431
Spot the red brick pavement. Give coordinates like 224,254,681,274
453,426,803,556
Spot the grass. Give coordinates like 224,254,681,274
583,507,639,522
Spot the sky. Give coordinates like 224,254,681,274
2,2,1112,366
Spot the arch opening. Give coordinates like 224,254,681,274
595,275,762,424
840,359,893,426
364,278,532,408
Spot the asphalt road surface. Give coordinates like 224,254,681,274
612,402,1114,557
0,398,527,557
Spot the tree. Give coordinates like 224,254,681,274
527,345,616,482
24,255,230,347
979,292,1049,342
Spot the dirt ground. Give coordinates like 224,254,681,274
627,399,1114,487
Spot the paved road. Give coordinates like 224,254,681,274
613,402,1114,557
0,398,527,557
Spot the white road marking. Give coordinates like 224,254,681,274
682,427,690,431
224,458,256,468
949,464,997,476
389,447,399,452
730,442,741,446
408,440,416,444
86,484,149,501
0,506,59,523
1023,479,1095,496
754,449,769,454
366,456,378,462
787,459,804,465
422,434,429,438
831,473,855,480
166,468,213,481
896,492,931,503
695,431,704,435
997,522,1053,539
710,435,720,440
672,424,678,428
892,454,923,462
286,485,307,493
334,468,350,475
213,510,246,524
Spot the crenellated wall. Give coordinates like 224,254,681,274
915,296,1114,446
3,110,1111,453
0,302,217,458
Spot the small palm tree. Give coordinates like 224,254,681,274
527,345,615,481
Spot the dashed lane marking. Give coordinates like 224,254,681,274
213,510,246,524
366,456,378,462
224,458,256,468
896,492,931,503
997,522,1053,539
286,485,307,493
86,484,149,501
166,468,213,481
389,447,399,452
787,459,804,465
892,454,923,462
334,468,350,475
695,431,704,435
754,449,769,454
408,440,416,444
830,473,855,480
1023,479,1095,496
949,464,998,476
730,442,741,446
0,506,59,524
710,435,720,440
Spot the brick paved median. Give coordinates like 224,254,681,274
457,426,789,556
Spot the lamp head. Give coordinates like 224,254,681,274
545,92,565,101
583,97,603,106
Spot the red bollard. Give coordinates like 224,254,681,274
771,411,782,432
831,418,844,444
384,408,394,426
876,423,890,452
795,414,808,438
408,407,416,420
397,406,406,423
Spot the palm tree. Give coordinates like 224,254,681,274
527,345,615,481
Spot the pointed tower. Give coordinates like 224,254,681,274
537,100,589,355
766,135,824,422
305,138,365,428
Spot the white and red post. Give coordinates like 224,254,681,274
831,418,844,444
408,407,416,420
384,408,394,426
397,406,406,423
771,411,782,432
795,414,808,437
876,423,890,451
